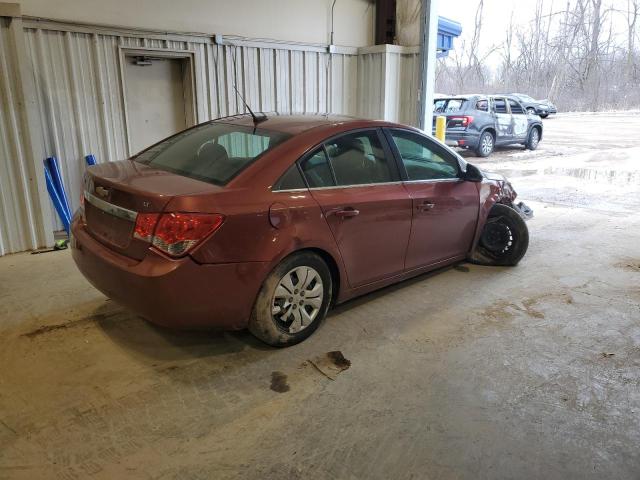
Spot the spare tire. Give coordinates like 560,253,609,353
469,204,529,266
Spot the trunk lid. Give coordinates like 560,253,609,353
83,160,220,260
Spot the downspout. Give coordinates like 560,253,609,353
416,0,439,131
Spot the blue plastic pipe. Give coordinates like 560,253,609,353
45,157,71,221
85,154,97,166
44,165,71,234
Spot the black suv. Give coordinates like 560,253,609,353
506,93,557,118
433,95,544,157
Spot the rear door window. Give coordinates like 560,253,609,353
274,164,306,190
300,149,335,188
493,98,509,114
324,130,395,186
135,123,290,185
508,99,525,114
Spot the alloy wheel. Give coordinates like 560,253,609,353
530,129,539,148
481,134,494,155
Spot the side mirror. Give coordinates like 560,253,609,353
462,163,483,182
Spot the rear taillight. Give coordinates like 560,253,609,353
133,213,160,242
449,115,474,127
133,212,224,257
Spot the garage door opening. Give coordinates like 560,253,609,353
121,51,196,155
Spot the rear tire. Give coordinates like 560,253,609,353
525,127,540,150
526,107,536,115
475,131,495,157
249,252,332,347
469,204,529,266
540,114,549,118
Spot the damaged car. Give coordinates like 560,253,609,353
433,94,544,157
71,114,531,347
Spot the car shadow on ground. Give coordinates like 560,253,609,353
327,262,474,316
92,261,483,363
93,300,273,363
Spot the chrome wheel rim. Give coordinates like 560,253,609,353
481,134,493,155
272,266,324,334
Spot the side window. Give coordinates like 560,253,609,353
389,130,459,181
508,99,525,115
324,130,393,186
476,99,489,111
300,148,335,188
274,164,306,190
494,98,508,114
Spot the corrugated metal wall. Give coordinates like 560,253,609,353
0,17,50,256
357,45,419,124
0,18,419,254
22,25,362,229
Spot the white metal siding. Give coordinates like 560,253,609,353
21,26,363,225
0,19,419,255
0,18,50,255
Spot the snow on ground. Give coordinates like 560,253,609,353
462,112,640,214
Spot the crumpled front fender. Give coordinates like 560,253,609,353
470,177,521,253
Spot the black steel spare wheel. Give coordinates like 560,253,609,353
480,220,514,254
470,203,529,266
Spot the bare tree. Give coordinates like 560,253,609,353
435,0,640,111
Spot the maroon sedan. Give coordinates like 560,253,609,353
71,114,530,346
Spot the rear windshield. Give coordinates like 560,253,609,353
433,98,466,113
134,123,291,185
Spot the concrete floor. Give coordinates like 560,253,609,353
1,112,640,479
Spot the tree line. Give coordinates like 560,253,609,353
435,0,640,111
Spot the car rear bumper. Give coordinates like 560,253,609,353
444,131,480,149
71,215,270,330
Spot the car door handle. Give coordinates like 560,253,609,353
416,201,435,211
334,208,360,218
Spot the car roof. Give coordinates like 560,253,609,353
212,113,397,135
434,94,487,100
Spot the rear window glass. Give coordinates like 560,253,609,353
134,123,291,186
433,98,466,113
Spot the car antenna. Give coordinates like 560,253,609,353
233,84,267,126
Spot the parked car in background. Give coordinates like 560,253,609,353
506,93,557,118
433,95,544,157
71,114,531,347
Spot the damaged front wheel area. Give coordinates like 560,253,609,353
469,204,529,266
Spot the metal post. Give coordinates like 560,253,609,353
416,0,439,132
435,115,446,142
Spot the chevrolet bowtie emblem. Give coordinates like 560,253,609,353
95,186,109,198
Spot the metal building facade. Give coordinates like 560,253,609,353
0,15,419,255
